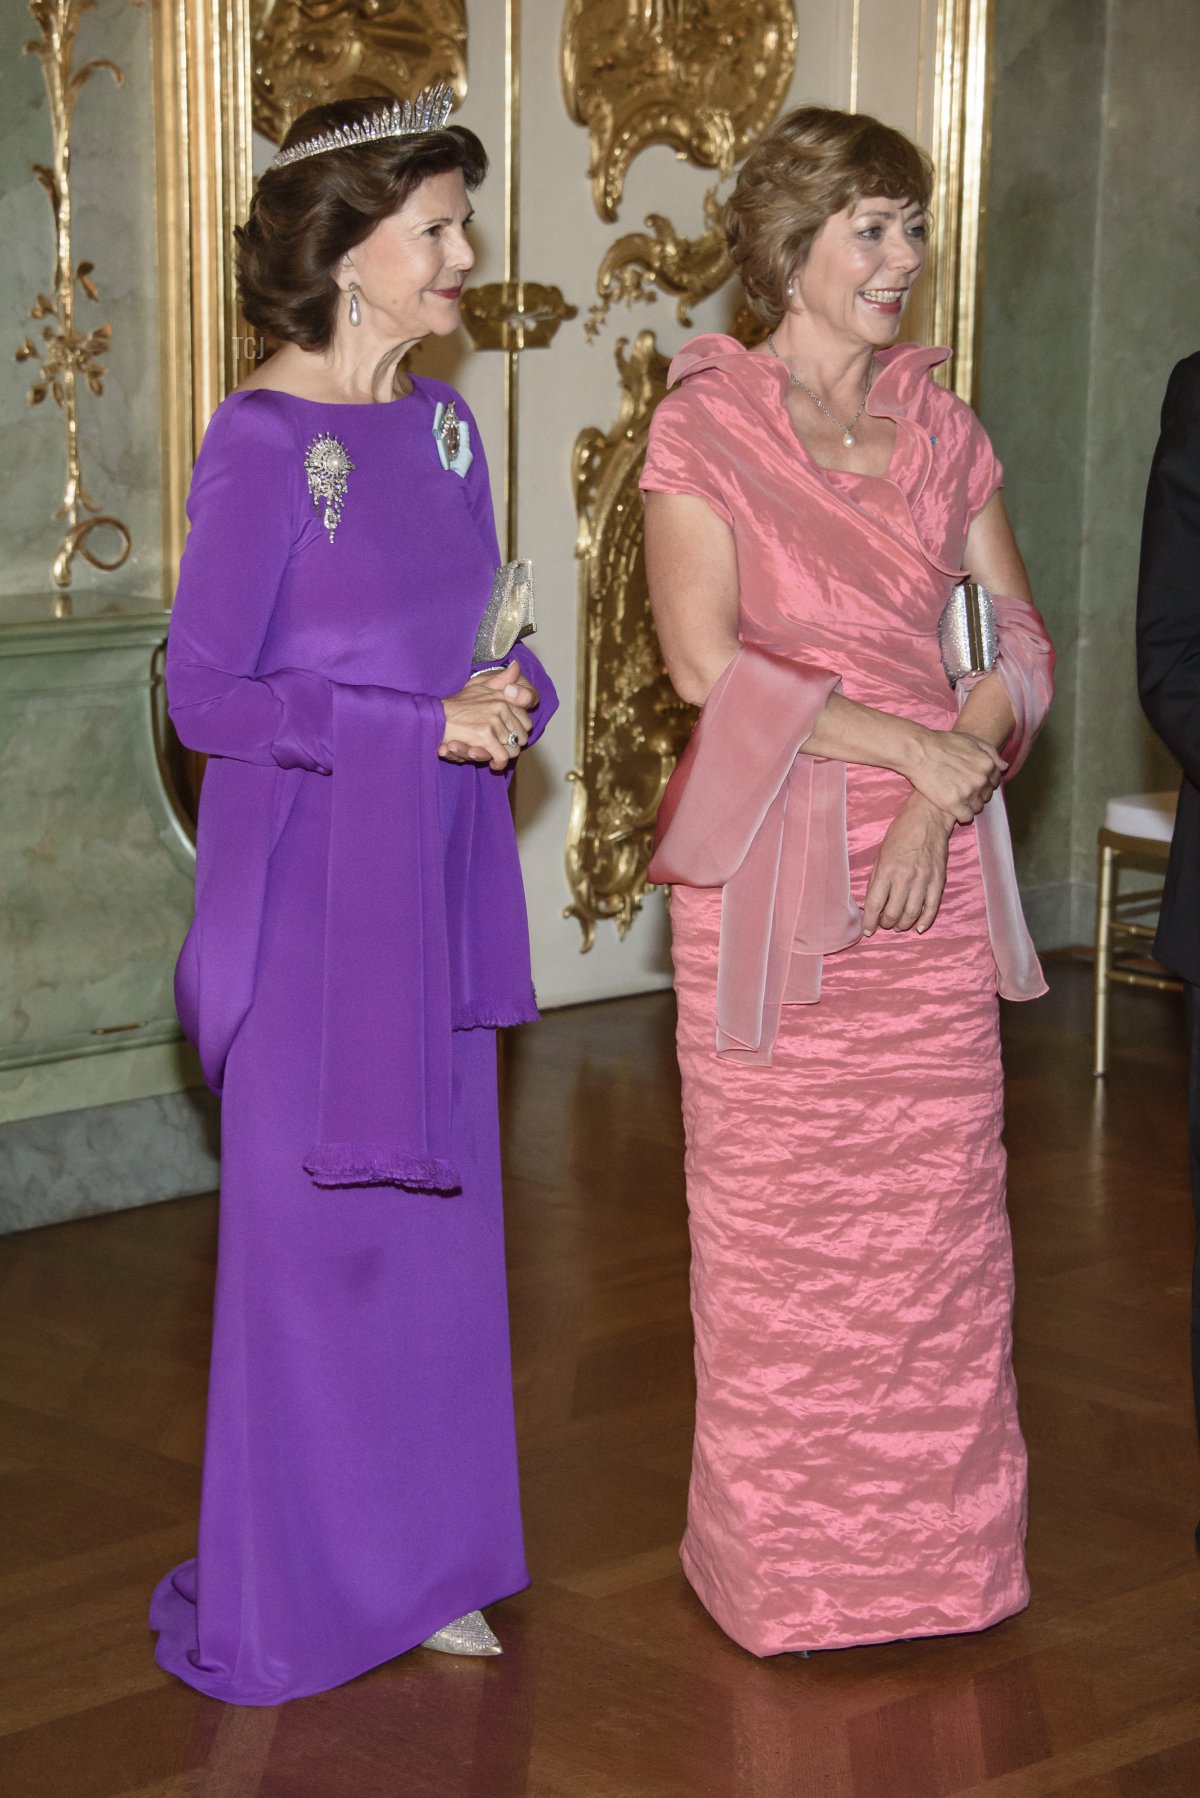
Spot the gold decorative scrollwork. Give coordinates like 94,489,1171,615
561,0,797,221
250,0,467,143
460,280,577,352
565,331,697,949
586,187,732,338
17,0,132,614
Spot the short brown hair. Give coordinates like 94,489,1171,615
236,98,487,349
726,107,933,328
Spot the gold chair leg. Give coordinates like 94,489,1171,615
1093,839,1114,1076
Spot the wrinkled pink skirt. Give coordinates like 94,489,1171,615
670,760,1029,1657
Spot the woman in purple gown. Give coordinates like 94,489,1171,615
150,88,556,1706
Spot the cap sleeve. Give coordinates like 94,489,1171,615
640,388,734,528
965,408,1004,523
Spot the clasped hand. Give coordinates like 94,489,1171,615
864,725,1006,936
439,660,537,770
905,723,1005,823
863,793,955,936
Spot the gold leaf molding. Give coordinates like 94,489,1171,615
561,0,797,221
565,332,697,949
586,187,733,338
460,280,577,352
251,0,467,142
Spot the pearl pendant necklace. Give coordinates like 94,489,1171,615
767,335,872,447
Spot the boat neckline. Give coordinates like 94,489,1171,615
232,380,431,411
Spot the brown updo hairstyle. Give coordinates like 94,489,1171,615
236,96,487,349
726,107,933,329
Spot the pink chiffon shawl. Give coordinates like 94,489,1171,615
642,335,1055,1064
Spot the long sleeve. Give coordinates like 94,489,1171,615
1137,355,1200,786
167,394,334,773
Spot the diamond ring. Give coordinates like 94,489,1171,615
507,732,520,749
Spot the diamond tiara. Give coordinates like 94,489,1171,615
269,82,457,172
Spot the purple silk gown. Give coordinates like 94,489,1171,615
150,379,556,1705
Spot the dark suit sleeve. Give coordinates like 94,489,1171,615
1137,356,1200,787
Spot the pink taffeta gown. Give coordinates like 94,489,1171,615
640,335,1054,1658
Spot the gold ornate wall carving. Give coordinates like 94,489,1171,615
561,0,798,221
250,0,467,143
17,0,132,613
566,302,769,948
585,187,731,339
142,0,992,960
460,281,576,352
565,4,796,947
565,332,697,948
565,2,994,951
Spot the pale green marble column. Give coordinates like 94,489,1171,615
980,0,1193,948
0,606,218,1230
1068,0,1196,905
1,2,220,1229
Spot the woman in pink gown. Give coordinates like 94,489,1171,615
641,108,1054,1657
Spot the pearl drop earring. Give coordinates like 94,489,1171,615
348,283,361,326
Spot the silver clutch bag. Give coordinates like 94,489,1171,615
472,558,536,668
938,580,997,687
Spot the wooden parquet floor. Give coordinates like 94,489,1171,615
0,961,1198,1798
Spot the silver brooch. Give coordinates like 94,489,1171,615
304,433,355,543
433,400,473,476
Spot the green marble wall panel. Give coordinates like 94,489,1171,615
1070,0,1195,887
981,0,1195,945
978,0,1106,941
0,1088,219,1233
0,1037,203,1130
0,611,197,1120
1,8,207,1226
1,0,162,605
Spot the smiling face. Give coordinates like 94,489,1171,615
338,166,475,344
790,193,927,348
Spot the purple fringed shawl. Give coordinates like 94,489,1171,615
169,383,556,1193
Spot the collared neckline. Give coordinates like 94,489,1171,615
666,332,952,410
664,333,962,580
